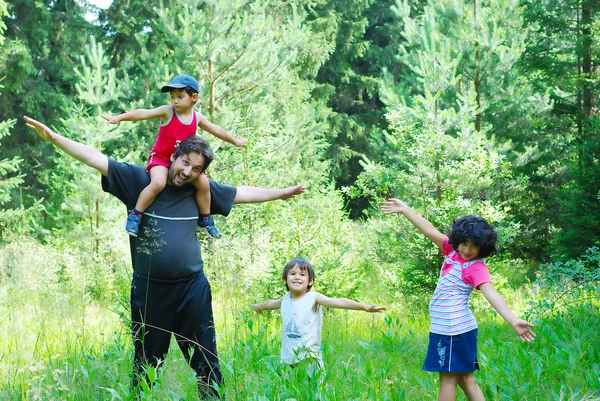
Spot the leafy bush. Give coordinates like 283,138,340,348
527,246,600,318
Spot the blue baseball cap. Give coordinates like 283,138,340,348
160,74,200,93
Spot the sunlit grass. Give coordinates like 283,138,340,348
0,239,599,400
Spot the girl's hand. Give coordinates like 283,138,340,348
365,305,387,313
511,319,536,342
101,115,120,124
381,198,408,215
233,138,248,147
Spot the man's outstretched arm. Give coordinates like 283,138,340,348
24,116,109,176
233,184,305,204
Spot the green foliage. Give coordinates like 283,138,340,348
0,113,43,242
527,246,600,318
347,14,519,293
385,0,560,260
519,0,600,258
303,0,405,217
2,237,599,399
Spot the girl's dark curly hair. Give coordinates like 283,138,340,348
448,215,497,258
282,257,315,291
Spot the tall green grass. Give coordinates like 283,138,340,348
1,238,599,400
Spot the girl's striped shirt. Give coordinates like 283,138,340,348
429,237,492,335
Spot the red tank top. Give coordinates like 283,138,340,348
147,107,198,169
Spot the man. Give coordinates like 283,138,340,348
24,115,305,398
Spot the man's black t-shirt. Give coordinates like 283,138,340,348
101,158,236,280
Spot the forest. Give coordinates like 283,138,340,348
0,0,599,400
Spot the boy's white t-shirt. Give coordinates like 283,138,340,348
280,291,323,364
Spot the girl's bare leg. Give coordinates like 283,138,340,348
438,372,458,401
438,372,485,401
457,373,485,401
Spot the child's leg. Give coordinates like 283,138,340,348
193,173,222,239
126,166,167,236
438,372,459,401
192,172,211,215
137,166,168,212
457,373,484,401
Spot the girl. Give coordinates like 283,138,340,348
381,198,536,401
102,74,247,237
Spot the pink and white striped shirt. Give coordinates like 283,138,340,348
429,237,492,336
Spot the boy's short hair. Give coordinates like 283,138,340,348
174,136,214,173
282,258,315,291
448,215,497,258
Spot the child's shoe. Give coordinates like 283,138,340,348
125,211,142,237
197,216,222,239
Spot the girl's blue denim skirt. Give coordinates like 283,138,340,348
422,328,479,372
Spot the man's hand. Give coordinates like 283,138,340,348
24,116,55,141
24,115,109,176
101,115,120,124
280,184,305,200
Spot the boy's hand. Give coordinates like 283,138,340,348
101,115,120,124
511,319,536,342
252,304,263,314
233,138,248,147
365,305,387,313
24,116,55,141
381,198,408,215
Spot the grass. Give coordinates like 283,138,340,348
0,239,599,400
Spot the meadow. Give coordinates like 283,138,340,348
0,236,599,401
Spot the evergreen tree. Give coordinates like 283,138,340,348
304,0,405,217
377,0,557,260
1,0,101,214
0,0,42,240
520,0,600,258
37,37,122,250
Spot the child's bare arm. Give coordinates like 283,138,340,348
101,105,171,124
197,114,247,147
316,294,387,313
253,298,282,314
381,198,445,249
479,282,536,342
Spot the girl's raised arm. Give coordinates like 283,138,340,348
381,198,445,249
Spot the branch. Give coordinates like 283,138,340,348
212,44,249,83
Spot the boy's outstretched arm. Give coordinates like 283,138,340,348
234,184,305,204
253,298,282,314
381,198,445,249
316,294,387,313
479,282,536,342
24,116,109,176
101,105,171,124
197,114,248,147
